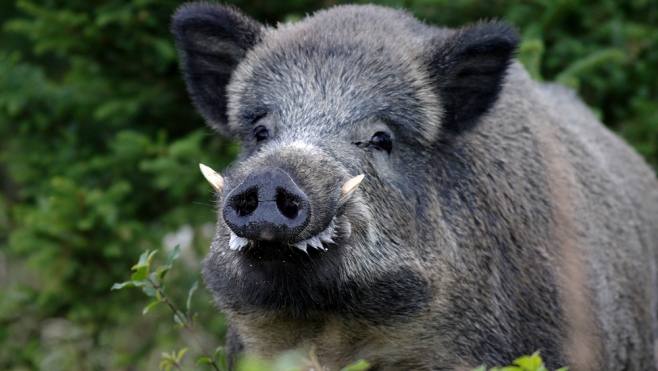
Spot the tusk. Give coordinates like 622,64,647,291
229,232,249,251
339,174,364,202
199,163,224,193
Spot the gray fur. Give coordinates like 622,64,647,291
172,3,658,370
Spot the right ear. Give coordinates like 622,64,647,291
427,20,519,136
172,3,263,137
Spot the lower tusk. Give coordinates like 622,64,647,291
199,163,224,193
339,174,365,202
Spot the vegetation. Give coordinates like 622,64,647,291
0,0,655,369
474,352,567,371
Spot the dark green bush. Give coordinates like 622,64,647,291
0,0,655,369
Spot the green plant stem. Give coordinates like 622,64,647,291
147,276,221,371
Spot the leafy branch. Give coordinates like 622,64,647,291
112,246,226,371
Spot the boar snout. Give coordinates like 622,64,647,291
223,167,311,242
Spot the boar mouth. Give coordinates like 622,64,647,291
228,214,352,253
199,164,364,258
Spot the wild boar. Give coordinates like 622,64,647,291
172,3,658,370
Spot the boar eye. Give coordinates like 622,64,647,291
253,125,269,143
368,132,392,153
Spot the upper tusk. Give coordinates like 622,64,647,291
339,174,365,202
199,163,224,193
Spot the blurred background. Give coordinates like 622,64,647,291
0,0,656,369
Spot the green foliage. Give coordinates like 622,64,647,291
473,352,568,371
0,0,656,369
112,246,224,370
0,0,239,368
160,348,188,371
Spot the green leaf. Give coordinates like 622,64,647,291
142,301,160,315
174,311,184,325
146,249,158,267
218,346,228,370
156,288,164,301
196,357,212,365
186,281,198,312
166,245,180,267
131,266,148,281
159,351,177,371
213,346,224,360
111,281,135,290
513,351,544,371
132,279,149,288
133,250,150,270
340,359,370,371
156,265,170,281
142,286,157,297
158,359,171,371
176,347,188,361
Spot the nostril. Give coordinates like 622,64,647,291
232,187,259,216
276,188,301,219
223,168,311,241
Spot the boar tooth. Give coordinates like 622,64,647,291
318,227,335,244
319,232,334,245
293,241,308,253
199,163,224,193
318,217,336,244
229,233,249,251
339,174,365,202
308,236,325,251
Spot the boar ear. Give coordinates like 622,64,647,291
172,3,263,136
428,20,519,135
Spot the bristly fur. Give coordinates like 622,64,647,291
173,3,658,371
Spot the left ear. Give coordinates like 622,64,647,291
428,20,520,135
171,3,263,138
